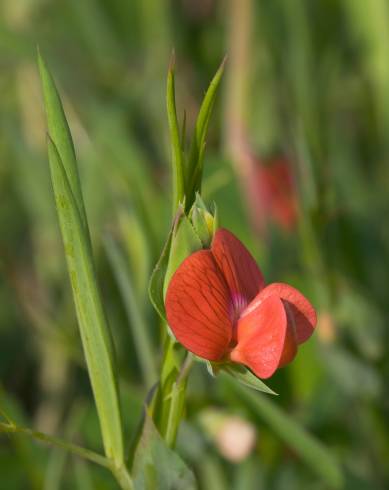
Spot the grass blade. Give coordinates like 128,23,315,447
45,137,125,466
37,50,88,232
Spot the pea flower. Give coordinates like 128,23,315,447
165,228,316,379
256,156,298,233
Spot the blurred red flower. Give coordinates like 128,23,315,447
165,228,316,379
256,157,298,232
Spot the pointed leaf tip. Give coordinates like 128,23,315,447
168,49,176,73
219,55,228,72
38,52,88,232
166,58,185,212
221,364,277,395
186,58,226,202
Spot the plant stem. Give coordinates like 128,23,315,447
0,422,111,469
176,353,194,385
0,421,135,490
164,353,194,448
112,464,134,490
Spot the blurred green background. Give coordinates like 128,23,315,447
1,0,389,488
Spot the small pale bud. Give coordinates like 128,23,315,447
215,416,256,462
199,409,256,463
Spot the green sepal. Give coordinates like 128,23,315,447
220,364,277,395
189,194,216,248
193,192,208,211
205,361,217,378
148,221,175,322
190,206,212,247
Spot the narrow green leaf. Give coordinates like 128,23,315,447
195,56,227,157
222,376,344,489
46,138,124,466
104,236,157,388
167,53,185,212
221,365,277,395
180,110,187,150
132,411,196,490
187,57,226,201
37,49,88,231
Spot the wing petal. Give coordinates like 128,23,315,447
165,250,233,360
230,295,287,379
254,283,316,344
211,228,265,315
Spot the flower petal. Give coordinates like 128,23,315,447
278,314,298,367
211,229,265,316
230,295,287,379
245,282,316,344
165,250,233,360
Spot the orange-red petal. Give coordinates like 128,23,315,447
278,308,298,367
245,282,316,344
211,229,265,316
231,295,287,379
165,250,233,361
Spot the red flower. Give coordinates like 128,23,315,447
256,157,298,232
165,228,316,379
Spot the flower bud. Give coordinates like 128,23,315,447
190,193,217,248
199,409,256,462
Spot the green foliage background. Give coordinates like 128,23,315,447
1,0,388,488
